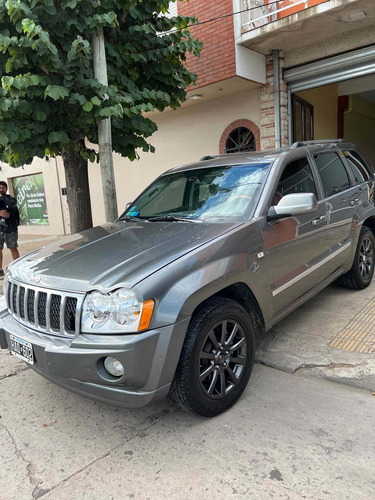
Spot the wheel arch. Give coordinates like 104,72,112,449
362,216,375,236
187,282,265,335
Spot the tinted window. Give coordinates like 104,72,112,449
274,157,317,205
343,150,372,183
314,153,350,198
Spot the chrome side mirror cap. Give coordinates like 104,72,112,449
268,193,318,220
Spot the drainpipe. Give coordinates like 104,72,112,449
287,87,293,146
273,49,281,149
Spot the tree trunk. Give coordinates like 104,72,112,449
62,148,93,234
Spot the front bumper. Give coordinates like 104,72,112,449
0,309,190,408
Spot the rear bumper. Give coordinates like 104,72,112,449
0,309,190,408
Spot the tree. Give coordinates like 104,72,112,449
0,0,202,233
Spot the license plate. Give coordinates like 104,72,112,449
10,335,34,365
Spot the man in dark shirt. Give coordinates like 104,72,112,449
0,181,20,276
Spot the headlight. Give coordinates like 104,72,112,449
81,289,154,333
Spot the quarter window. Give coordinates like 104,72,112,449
343,150,372,184
274,157,317,205
314,153,350,198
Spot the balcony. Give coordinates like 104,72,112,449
240,0,329,32
236,0,374,56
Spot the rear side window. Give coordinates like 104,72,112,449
274,157,317,205
343,150,372,183
314,153,350,198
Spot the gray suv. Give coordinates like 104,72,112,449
1,140,374,417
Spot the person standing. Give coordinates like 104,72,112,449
0,181,20,276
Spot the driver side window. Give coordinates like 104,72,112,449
273,157,317,205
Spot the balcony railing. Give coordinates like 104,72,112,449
241,0,329,32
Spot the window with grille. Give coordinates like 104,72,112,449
225,127,256,153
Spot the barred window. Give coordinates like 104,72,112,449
225,127,256,154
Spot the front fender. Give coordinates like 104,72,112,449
133,222,271,330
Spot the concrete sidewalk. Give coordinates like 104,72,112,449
1,233,374,393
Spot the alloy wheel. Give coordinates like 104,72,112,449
359,236,373,280
198,319,247,399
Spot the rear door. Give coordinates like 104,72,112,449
312,151,360,271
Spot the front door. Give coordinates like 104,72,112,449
263,155,331,315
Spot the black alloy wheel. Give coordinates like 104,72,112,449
198,319,247,399
359,235,373,280
169,297,255,417
339,226,375,290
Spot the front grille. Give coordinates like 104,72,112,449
50,295,61,331
65,297,78,333
27,289,35,323
38,292,47,327
6,279,83,337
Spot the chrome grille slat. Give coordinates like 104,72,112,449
75,297,84,335
24,288,29,322
60,296,67,335
9,283,14,314
16,285,21,317
6,281,11,310
6,278,83,338
46,293,52,331
34,290,39,328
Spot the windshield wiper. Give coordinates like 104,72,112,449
146,216,202,223
119,215,145,222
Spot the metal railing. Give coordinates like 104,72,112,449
240,0,327,32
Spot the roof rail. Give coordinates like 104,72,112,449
291,139,346,149
199,153,229,161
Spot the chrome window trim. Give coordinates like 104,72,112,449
6,277,84,338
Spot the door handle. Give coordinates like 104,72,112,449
312,215,327,226
349,198,360,207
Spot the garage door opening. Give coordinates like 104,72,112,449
292,74,375,166
285,46,375,166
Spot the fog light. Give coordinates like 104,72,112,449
104,357,124,377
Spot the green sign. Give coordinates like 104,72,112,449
13,174,49,225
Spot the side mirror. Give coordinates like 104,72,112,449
268,193,318,221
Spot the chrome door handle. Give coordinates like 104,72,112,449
312,215,327,226
349,198,360,207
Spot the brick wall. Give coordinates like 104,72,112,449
260,53,288,150
178,0,237,89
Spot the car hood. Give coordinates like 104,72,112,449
9,220,238,293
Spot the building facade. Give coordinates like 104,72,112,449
1,0,375,235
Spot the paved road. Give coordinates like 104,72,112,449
1,351,374,500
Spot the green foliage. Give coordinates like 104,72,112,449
0,0,202,166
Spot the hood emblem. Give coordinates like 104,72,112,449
29,274,41,284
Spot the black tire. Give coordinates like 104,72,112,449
169,297,255,417
338,227,375,290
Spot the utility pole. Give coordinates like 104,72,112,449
92,26,118,222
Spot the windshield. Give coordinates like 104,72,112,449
119,162,271,222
